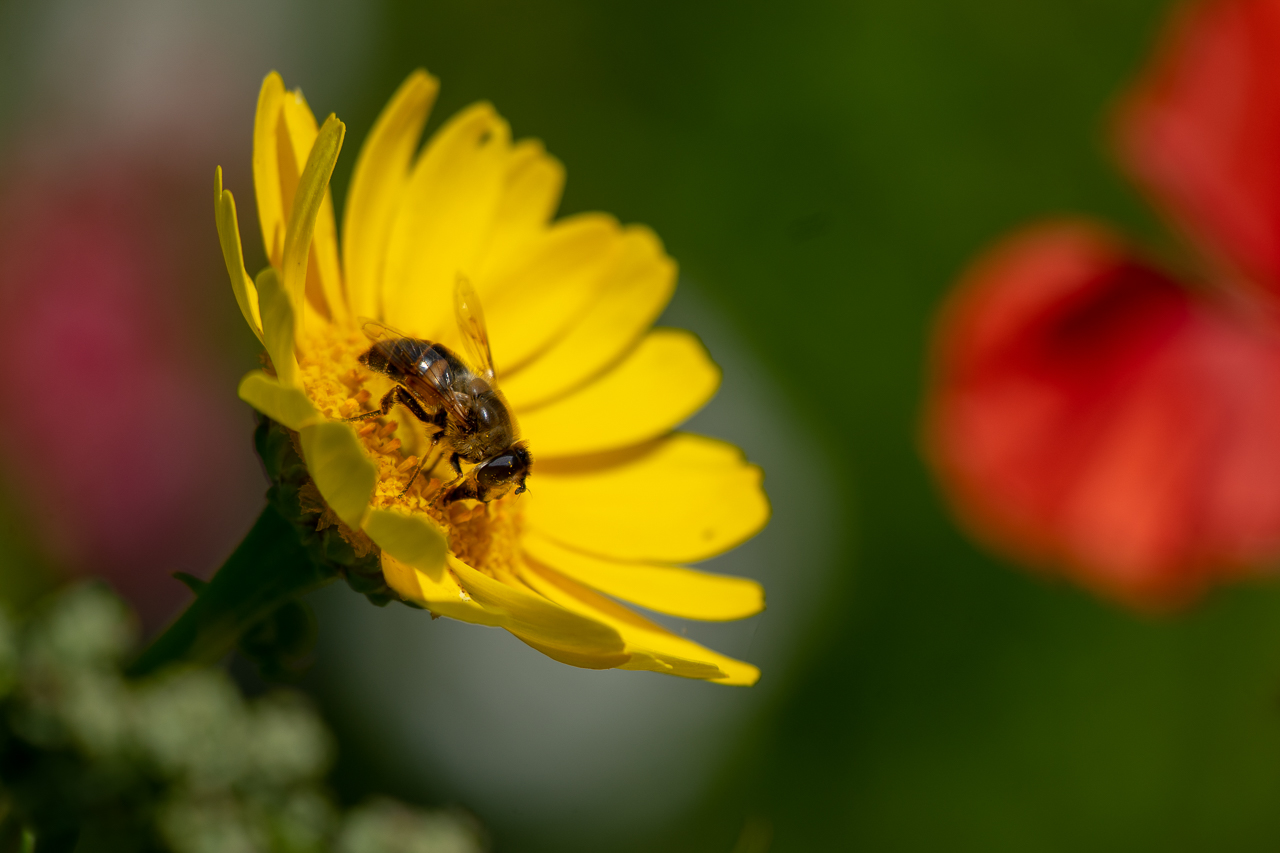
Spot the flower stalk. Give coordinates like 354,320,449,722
127,499,328,677
129,417,394,677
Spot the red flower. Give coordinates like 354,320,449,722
924,0,1280,607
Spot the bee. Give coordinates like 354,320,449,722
344,278,531,504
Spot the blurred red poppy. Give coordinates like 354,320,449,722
925,0,1280,607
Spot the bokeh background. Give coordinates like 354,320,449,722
3,0,1280,851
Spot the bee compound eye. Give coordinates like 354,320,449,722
474,453,514,489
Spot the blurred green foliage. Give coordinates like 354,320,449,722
0,584,484,853
312,1,1280,851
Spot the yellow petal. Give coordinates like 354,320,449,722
384,551,626,662
482,139,566,262
213,167,263,341
237,370,321,431
253,72,288,265
381,550,481,612
283,99,346,323
520,559,760,685
342,70,439,318
277,88,319,208
447,556,625,658
298,421,376,528
525,433,769,564
256,267,298,387
518,328,719,457
362,507,447,574
382,102,511,335
282,114,345,325
500,225,676,409
382,552,496,623
521,533,763,621
618,647,725,679
253,73,346,323
477,213,622,374
514,636,631,670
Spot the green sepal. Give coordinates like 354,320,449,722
237,597,318,680
345,570,389,596
255,416,400,607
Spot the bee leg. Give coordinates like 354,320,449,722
398,426,448,499
398,436,446,501
431,475,476,507
395,388,436,425
341,387,397,422
399,456,429,498
425,453,467,505
343,385,436,424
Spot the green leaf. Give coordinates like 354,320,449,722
172,572,208,595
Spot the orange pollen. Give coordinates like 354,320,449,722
296,324,524,581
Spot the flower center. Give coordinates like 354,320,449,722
296,324,523,581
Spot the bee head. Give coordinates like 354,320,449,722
475,442,533,501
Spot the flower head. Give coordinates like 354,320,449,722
215,71,769,683
924,0,1280,607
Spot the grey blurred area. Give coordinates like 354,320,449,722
0,0,375,161
308,281,844,849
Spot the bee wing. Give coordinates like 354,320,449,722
454,275,497,383
359,318,410,342
402,369,471,425
359,318,471,423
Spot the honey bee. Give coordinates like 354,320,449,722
344,278,531,504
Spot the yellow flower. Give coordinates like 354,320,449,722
213,71,769,685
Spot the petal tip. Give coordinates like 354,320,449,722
405,67,440,91
259,70,285,101
363,508,448,574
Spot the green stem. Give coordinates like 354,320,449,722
127,502,335,678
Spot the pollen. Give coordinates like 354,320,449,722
295,325,524,583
